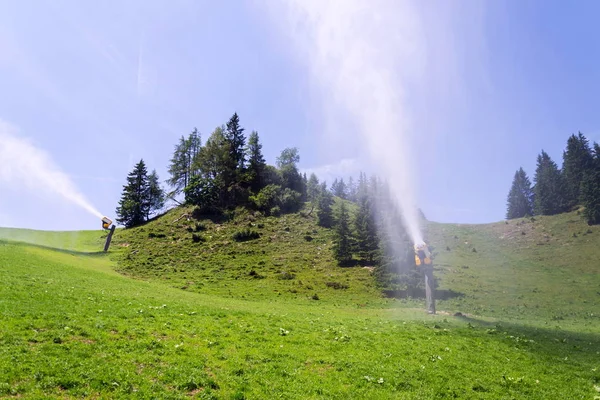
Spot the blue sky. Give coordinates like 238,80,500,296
1,0,599,230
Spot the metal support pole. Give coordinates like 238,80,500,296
424,265,436,314
103,225,116,252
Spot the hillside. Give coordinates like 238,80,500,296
108,206,600,326
428,211,600,327
1,228,599,398
111,205,383,307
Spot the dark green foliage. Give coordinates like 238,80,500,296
250,184,280,213
249,185,301,215
191,234,205,243
331,178,347,199
333,202,353,265
346,176,357,202
116,160,152,228
371,178,415,290
580,144,600,224
246,131,266,193
147,170,165,218
225,112,246,172
167,129,201,197
534,150,567,215
562,132,594,209
148,232,167,239
276,147,300,168
279,188,303,213
354,173,378,262
270,206,281,217
232,229,260,242
325,281,349,290
317,182,334,228
306,173,320,204
506,167,534,219
184,176,220,214
262,165,283,187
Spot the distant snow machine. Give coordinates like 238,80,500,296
101,217,116,252
414,242,435,314
101,216,113,230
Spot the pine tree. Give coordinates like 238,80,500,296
534,150,566,215
116,160,151,228
147,170,165,219
347,176,357,202
317,182,334,228
167,129,201,197
330,179,339,195
307,173,320,203
225,113,246,171
333,178,347,199
333,201,353,265
562,132,594,209
580,142,600,225
354,187,378,262
506,167,534,219
196,126,229,207
246,130,266,193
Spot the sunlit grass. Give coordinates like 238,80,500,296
1,208,600,398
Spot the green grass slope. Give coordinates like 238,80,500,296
429,211,600,328
0,227,105,253
111,206,383,307
1,238,599,399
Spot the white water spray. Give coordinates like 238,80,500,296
0,121,104,220
262,0,425,244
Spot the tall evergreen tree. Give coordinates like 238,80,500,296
225,113,246,171
354,183,378,262
196,126,229,208
562,132,594,209
317,182,334,228
330,178,339,195
333,201,353,265
116,160,151,228
580,142,600,224
506,167,534,219
147,170,165,219
246,130,266,192
167,129,201,196
347,176,357,202
534,150,566,215
333,178,347,199
307,173,320,203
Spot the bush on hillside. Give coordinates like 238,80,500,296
280,188,303,213
191,234,205,243
250,184,281,214
232,229,260,242
184,176,220,214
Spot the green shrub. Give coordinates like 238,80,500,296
279,271,296,280
232,229,260,242
192,234,205,243
270,206,281,217
325,281,349,290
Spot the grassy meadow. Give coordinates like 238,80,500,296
0,208,599,399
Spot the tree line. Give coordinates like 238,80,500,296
116,113,307,227
506,132,600,224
